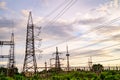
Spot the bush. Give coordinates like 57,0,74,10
105,75,116,80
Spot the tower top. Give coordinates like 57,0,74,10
27,11,33,26
66,45,70,56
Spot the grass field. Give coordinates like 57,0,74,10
1,70,120,80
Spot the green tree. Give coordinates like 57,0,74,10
92,64,103,75
86,73,96,80
0,67,8,76
105,75,116,80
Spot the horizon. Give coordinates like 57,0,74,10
0,0,120,72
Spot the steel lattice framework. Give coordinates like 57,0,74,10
0,33,15,76
23,12,37,76
8,33,15,69
55,47,61,70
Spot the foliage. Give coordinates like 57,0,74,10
92,64,103,74
47,67,63,73
0,67,7,76
1,68,120,80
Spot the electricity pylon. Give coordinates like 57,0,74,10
23,12,37,76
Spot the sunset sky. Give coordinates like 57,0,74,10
0,0,120,72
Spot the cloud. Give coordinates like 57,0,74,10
95,26,120,36
76,17,105,25
71,49,112,58
43,0,49,7
0,1,7,10
41,21,75,40
1,0,120,69
0,16,16,39
21,9,30,17
0,17,13,28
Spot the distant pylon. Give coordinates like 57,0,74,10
55,47,61,71
23,12,37,76
88,56,92,71
66,45,70,71
8,32,15,68
8,32,15,76
45,62,47,71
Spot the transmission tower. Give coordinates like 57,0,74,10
23,12,37,76
55,47,61,70
66,45,70,72
0,32,15,76
52,47,64,72
88,56,92,71
45,61,47,71
8,32,15,76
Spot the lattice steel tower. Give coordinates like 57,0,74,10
8,32,15,76
55,47,61,71
23,12,37,75
0,32,15,76
8,32,15,69
66,45,70,71
88,56,92,71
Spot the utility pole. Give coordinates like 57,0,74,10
23,12,37,77
66,45,70,71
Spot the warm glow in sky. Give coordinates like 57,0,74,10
0,0,120,72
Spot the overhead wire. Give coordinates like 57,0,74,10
69,43,120,65
34,0,74,40
39,18,120,62
35,0,76,33
44,0,69,18
70,43,120,59
35,0,77,50
42,17,120,49
94,58,120,63
78,57,120,65
35,0,73,25
62,33,120,53
45,0,77,26
35,0,77,41
35,0,77,59
41,17,120,50
35,1,120,64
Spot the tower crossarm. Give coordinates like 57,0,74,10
0,55,9,58
0,41,14,45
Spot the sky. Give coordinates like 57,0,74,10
1,0,120,72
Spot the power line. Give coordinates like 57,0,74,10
34,0,74,39
35,0,76,32
41,17,120,50
94,58,120,63
45,0,74,19
71,43,120,58
35,0,73,25
41,25,120,59
46,0,77,25
64,33,120,53
35,0,77,50
78,57,120,65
